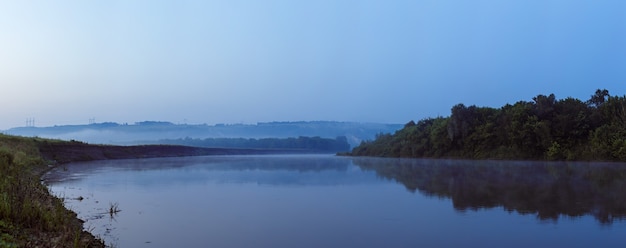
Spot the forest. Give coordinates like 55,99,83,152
350,89,626,161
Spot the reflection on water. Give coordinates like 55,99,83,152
353,157,626,224
45,155,626,248
45,155,367,187
46,155,352,178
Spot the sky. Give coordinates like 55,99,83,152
1,0,625,129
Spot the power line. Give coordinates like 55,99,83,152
25,118,35,127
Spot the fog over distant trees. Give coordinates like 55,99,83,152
5,121,402,148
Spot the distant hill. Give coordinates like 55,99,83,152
4,121,402,147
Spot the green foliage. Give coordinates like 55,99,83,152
0,223,17,248
547,142,563,160
351,89,626,161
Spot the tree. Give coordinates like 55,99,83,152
588,89,610,108
533,94,556,120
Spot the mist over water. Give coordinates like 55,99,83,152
45,155,626,248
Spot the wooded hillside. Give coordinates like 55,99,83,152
350,89,626,161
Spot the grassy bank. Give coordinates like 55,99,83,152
0,134,105,247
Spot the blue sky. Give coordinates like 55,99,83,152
1,0,625,129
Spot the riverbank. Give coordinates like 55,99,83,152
0,135,106,247
0,134,307,247
37,139,313,164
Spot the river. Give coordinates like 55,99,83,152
44,154,626,247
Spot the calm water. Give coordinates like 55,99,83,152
44,155,626,247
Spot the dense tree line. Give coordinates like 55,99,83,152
351,89,626,161
158,136,351,153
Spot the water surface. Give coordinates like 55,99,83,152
45,155,626,247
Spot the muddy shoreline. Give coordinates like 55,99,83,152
38,141,318,165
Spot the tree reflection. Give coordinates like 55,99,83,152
352,157,626,224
